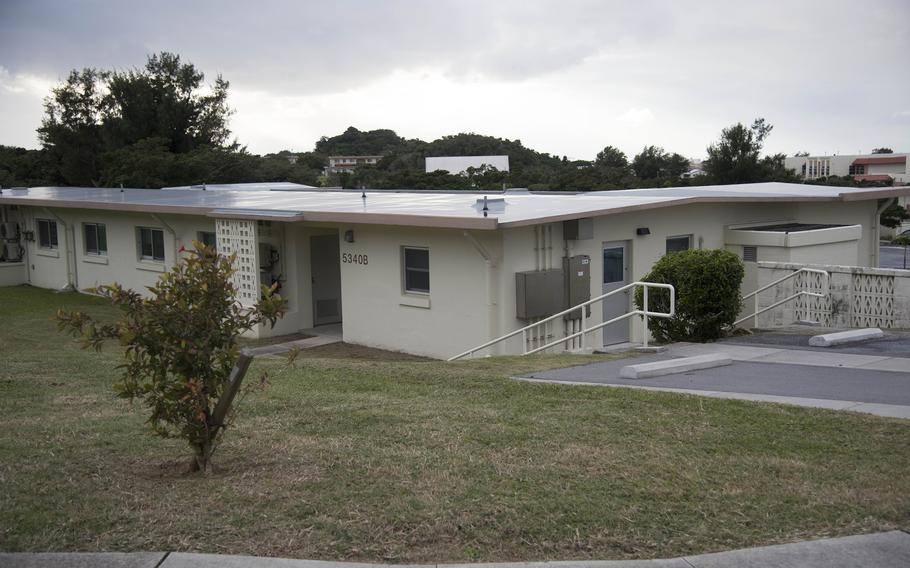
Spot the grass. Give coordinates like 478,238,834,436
1,285,909,562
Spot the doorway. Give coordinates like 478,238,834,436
601,240,630,346
310,234,342,326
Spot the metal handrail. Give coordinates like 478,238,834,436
448,281,675,361
734,268,829,327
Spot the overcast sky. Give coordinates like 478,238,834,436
1,0,908,161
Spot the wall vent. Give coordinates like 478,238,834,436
743,246,758,262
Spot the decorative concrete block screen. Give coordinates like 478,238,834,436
754,261,910,329
215,219,259,306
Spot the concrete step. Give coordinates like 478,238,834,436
808,328,884,347
620,353,732,379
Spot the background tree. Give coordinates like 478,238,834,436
871,148,894,154
56,243,286,471
632,145,689,180
704,118,775,184
880,202,910,229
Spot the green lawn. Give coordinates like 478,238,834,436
1,285,908,562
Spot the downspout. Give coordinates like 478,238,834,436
151,213,179,267
463,231,499,355
873,198,896,268
42,207,75,290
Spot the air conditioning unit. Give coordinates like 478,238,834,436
2,242,21,261
0,222,18,239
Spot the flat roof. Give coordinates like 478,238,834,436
1,182,908,231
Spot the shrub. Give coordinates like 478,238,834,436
56,242,286,471
634,249,744,343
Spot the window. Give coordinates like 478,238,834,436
198,231,217,249
137,227,165,261
402,247,430,293
849,164,865,176
83,223,107,255
603,246,624,284
37,219,58,249
665,235,691,254
743,246,758,262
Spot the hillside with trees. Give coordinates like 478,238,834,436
0,52,898,196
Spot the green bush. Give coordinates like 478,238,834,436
634,249,744,343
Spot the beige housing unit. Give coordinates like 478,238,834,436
1,183,907,359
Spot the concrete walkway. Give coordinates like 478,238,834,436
520,342,910,419
2,530,908,567
245,324,343,357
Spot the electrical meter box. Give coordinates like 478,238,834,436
563,218,593,240
515,269,565,319
563,255,591,319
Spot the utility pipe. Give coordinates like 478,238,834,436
463,231,500,356
151,213,179,267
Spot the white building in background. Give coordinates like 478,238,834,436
426,155,510,174
324,156,383,175
1,182,907,359
785,153,909,184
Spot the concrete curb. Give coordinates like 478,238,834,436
619,353,731,379
809,328,884,347
2,531,908,567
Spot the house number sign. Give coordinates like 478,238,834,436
342,252,368,265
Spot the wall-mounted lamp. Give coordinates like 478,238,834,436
344,229,355,243
636,227,651,236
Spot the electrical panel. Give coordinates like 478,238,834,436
563,254,591,319
515,269,565,319
563,218,593,240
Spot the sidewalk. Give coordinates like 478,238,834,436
2,530,908,567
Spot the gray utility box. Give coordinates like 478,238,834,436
563,255,591,320
564,218,593,240
516,269,565,319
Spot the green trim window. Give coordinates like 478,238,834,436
403,247,430,294
137,227,165,262
37,219,58,249
83,223,108,255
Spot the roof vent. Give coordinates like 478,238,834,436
473,197,506,215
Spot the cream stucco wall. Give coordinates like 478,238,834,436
5,198,881,359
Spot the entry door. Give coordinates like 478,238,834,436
310,235,342,326
602,241,630,346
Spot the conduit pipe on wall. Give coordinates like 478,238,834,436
150,213,179,267
463,231,500,356
873,198,896,268
41,207,75,290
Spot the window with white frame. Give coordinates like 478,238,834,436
402,247,430,294
665,235,692,254
83,223,107,255
137,227,165,261
37,219,58,249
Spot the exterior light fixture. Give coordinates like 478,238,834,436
636,227,651,236
344,230,355,243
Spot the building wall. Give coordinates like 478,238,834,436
337,224,498,358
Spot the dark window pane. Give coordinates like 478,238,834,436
404,248,429,270
85,224,98,253
38,220,50,247
140,228,153,258
97,224,107,253
200,232,216,248
603,247,624,284
665,236,690,254
49,221,58,247
152,230,165,261
405,269,430,293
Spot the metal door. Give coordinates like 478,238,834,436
310,234,342,326
601,241,630,345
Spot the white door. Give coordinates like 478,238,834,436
310,234,342,326
602,241,630,346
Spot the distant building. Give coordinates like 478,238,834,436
425,155,510,174
784,152,909,185
324,156,383,175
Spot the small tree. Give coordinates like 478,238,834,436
56,243,286,471
634,249,745,342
